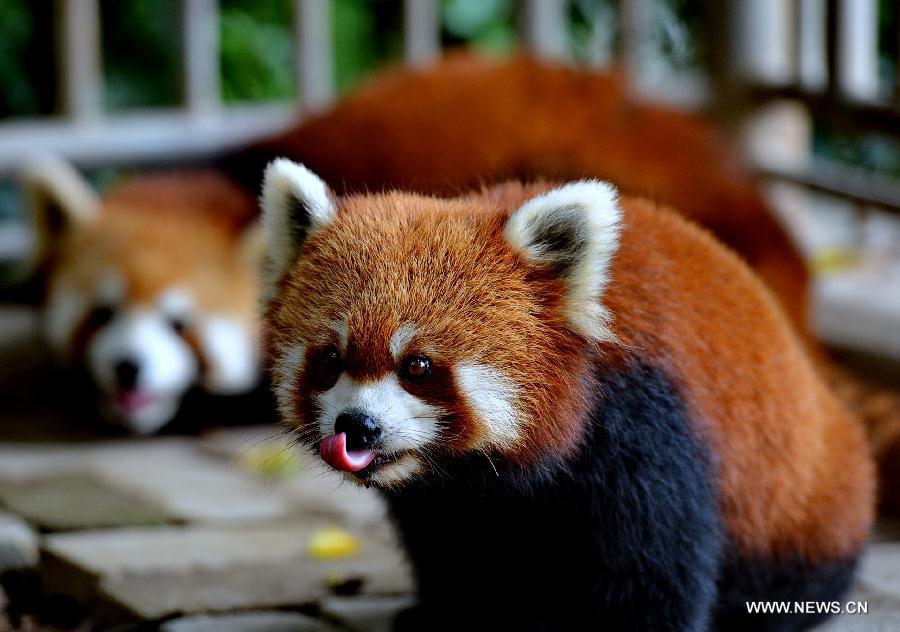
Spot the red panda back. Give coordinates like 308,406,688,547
603,196,873,562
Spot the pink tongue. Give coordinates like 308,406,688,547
116,390,154,411
320,433,376,472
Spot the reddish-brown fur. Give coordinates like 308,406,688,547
244,53,809,333
269,181,874,562
240,53,900,515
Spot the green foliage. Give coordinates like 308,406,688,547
220,0,296,103
0,0,57,118
0,0,38,116
333,0,403,93
440,0,516,56
102,0,180,110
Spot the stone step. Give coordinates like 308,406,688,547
160,611,336,632
319,596,414,632
0,432,385,530
41,519,411,626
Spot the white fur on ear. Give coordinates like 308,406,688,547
260,159,337,285
20,155,100,278
504,181,622,341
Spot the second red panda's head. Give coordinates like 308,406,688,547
262,160,622,487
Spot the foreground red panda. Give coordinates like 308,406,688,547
261,159,874,631
23,158,264,434
227,53,900,515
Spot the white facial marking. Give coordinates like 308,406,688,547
370,454,424,487
389,324,418,360
316,374,445,455
455,362,521,449
158,286,193,315
199,315,260,394
504,180,622,342
275,344,306,420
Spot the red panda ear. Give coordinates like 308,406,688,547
503,181,622,341
19,155,99,280
260,159,337,289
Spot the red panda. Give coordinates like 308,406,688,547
23,158,264,434
226,53,900,515
261,159,874,631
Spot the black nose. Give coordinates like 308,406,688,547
334,411,382,450
114,358,140,390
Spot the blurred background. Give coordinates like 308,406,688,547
0,0,898,359
0,1,899,630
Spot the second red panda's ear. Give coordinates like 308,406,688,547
503,181,622,342
20,155,100,281
260,159,337,292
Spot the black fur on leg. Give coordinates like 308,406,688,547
386,360,723,631
714,553,861,631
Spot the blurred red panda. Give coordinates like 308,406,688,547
261,159,874,631
22,158,264,434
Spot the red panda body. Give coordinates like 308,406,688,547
227,53,900,515
261,161,874,631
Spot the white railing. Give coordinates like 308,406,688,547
1,0,897,357
0,0,576,175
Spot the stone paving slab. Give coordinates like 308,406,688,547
0,440,292,525
852,542,900,605
319,596,414,632
0,429,386,532
816,542,900,630
161,611,335,632
0,474,169,530
41,519,411,624
199,426,388,530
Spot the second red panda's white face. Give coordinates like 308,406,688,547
262,160,622,487
26,160,263,434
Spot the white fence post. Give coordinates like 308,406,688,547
521,0,568,60
404,0,440,66
183,0,221,117
295,0,335,110
837,0,880,101
736,0,794,84
59,0,103,122
798,0,827,90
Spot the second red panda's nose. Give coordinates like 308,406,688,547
334,411,382,450
114,358,141,390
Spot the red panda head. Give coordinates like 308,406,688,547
24,158,262,434
262,160,622,487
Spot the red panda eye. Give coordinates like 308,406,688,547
89,305,115,327
168,317,187,334
401,355,432,381
311,346,342,389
